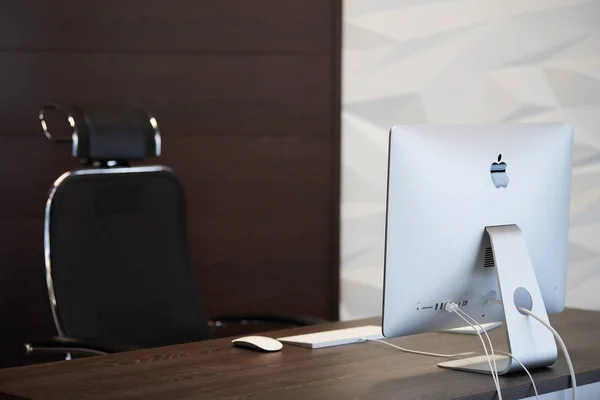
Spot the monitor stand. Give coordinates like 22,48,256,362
438,224,557,375
440,321,503,335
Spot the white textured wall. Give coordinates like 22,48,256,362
341,0,600,320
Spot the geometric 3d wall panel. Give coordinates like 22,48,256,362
341,0,600,320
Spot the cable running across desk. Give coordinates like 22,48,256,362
368,303,575,400
517,306,577,400
366,338,476,359
446,304,539,400
445,303,504,399
447,302,576,400
367,317,538,400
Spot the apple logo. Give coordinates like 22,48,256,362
490,154,509,188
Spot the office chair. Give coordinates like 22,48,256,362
25,104,326,359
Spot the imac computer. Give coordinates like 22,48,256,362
382,123,573,375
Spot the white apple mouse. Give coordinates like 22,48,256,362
231,336,283,352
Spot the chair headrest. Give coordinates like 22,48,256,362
39,104,161,164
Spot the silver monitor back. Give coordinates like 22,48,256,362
382,123,573,338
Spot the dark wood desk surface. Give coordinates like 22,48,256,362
1,308,599,400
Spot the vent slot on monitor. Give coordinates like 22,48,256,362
484,247,495,268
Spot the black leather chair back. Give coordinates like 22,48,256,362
43,105,211,349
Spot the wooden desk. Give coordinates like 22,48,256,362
1,308,599,400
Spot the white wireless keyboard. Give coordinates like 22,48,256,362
278,325,383,349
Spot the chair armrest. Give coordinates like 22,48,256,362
208,314,329,330
25,337,137,357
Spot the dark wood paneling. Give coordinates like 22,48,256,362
0,1,331,53
0,54,331,138
329,0,342,321
0,1,341,368
0,138,73,219
162,136,333,317
1,309,598,400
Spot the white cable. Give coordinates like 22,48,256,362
445,303,502,399
453,305,539,400
454,307,502,394
366,333,540,400
517,307,577,400
444,302,502,392
494,350,539,400
366,338,477,359
368,304,555,400
452,311,502,399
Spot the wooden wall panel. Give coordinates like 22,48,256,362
0,54,331,137
0,1,341,368
162,136,332,316
0,1,331,53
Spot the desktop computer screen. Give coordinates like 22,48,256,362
382,123,573,375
